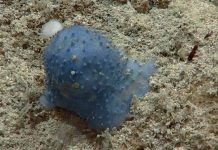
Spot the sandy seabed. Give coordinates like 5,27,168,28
0,0,218,149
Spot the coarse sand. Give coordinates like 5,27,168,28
0,0,218,149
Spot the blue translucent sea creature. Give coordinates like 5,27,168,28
40,25,156,130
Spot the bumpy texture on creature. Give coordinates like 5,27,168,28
40,25,156,130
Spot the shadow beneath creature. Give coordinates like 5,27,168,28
47,107,101,149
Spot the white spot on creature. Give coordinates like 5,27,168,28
41,19,63,38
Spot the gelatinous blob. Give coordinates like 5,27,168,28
41,25,156,130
